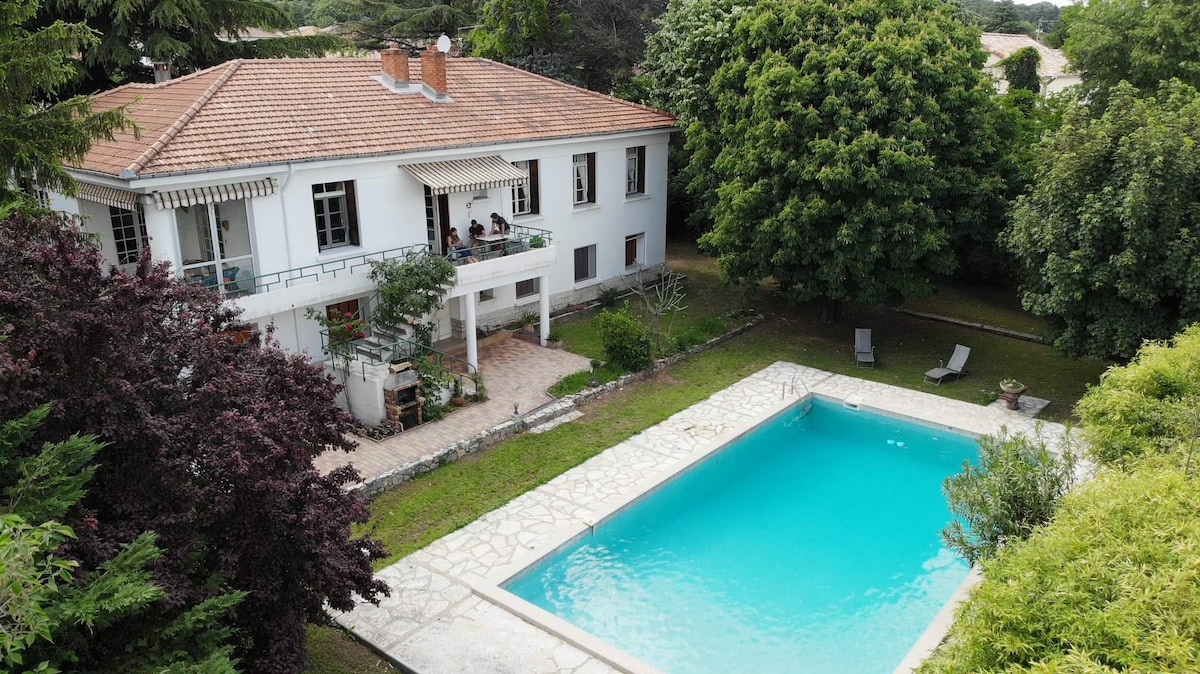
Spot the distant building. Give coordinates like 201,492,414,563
980,32,1080,96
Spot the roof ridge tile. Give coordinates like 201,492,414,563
123,60,244,177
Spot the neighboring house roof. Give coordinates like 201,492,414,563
79,57,677,179
980,32,1072,80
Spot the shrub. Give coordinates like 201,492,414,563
919,466,1200,673
597,302,652,372
1076,324,1200,468
941,429,1077,564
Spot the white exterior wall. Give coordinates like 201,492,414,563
59,128,672,359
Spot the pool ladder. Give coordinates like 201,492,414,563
784,374,814,416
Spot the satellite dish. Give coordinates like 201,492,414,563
436,34,452,53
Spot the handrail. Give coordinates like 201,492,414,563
454,225,554,262
238,243,430,294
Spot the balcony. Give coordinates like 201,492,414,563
223,226,555,319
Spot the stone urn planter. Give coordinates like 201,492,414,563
998,379,1028,410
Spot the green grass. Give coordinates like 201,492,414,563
546,363,623,396
304,624,396,674
902,281,1051,336
320,238,1112,666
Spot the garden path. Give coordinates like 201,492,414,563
313,338,591,483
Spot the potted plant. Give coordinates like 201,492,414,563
529,235,545,248
450,378,466,406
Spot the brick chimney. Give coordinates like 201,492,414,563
380,47,409,84
420,45,448,98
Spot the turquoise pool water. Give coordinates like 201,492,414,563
503,398,979,673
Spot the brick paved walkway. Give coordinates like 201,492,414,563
314,338,591,483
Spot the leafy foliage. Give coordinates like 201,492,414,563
0,0,129,204
343,0,475,46
983,0,1033,37
1061,0,1200,105
368,251,454,345
470,0,572,79
1075,324,1200,469
1,407,242,674
642,0,748,233
920,466,1200,673
941,428,1076,564
1004,81,1200,358
998,45,1040,94
597,302,652,372
0,212,387,673
42,0,347,89
695,0,1007,314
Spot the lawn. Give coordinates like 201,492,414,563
306,238,1111,673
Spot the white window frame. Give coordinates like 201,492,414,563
109,205,147,266
626,147,640,195
512,160,532,215
313,181,352,250
625,233,644,268
573,154,589,205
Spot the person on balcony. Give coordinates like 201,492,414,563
446,228,477,264
489,212,510,235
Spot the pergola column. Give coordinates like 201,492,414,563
538,274,551,346
464,293,478,371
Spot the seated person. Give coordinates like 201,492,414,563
445,228,478,263
467,219,486,252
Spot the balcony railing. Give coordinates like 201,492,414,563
449,225,553,265
235,244,430,295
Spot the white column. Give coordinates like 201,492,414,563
464,294,479,371
538,274,551,347
141,200,180,270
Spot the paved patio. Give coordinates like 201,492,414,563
314,338,591,483
333,362,1071,674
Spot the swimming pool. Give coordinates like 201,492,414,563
504,398,979,673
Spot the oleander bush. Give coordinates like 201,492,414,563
597,302,653,372
941,428,1077,564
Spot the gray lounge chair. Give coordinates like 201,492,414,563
854,328,875,368
924,344,970,384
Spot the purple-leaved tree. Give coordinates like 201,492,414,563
0,212,388,673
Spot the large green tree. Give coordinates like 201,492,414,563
344,0,476,47
642,0,748,233
696,0,1007,316
1062,0,1200,104
1004,80,1200,358
0,0,127,204
44,0,346,90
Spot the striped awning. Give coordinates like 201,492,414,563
75,182,142,210
402,156,528,195
152,178,278,211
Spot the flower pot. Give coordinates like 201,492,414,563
451,396,466,406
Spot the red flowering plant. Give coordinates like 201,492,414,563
305,307,369,381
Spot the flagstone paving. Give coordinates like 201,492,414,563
334,362,1070,674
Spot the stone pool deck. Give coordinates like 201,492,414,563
334,362,1070,674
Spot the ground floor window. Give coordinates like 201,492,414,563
516,278,539,299
110,205,147,265
625,233,644,268
479,288,495,302
574,245,597,283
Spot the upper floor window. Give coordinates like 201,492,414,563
512,159,540,215
573,153,595,205
626,146,646,195
109,205,147,265
313,181,359,250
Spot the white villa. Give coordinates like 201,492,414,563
49,47,675,421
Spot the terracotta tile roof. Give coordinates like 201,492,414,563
980,33,1073,80
78,57,677,178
